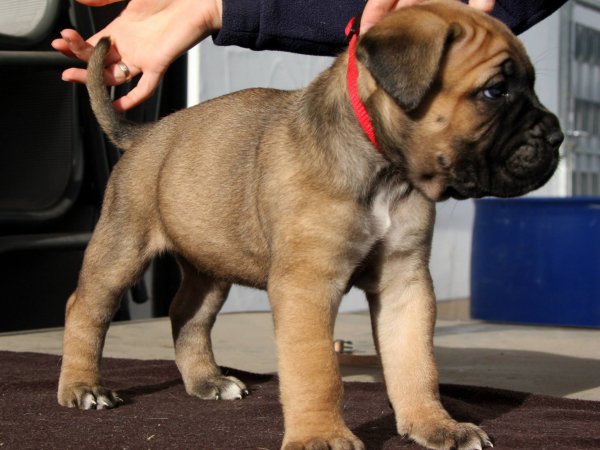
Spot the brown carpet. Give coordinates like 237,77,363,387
0,351,599,449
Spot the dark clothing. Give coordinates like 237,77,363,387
491,0,569,34
213,0,569,56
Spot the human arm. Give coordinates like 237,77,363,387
484,0,569,35
214,0,568,54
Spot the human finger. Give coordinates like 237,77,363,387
361,0,419,33
55,29,122,65
61,67,88,84
112,71,163,112
468,0,495,13
51,37,77,59
105,59,140,85
61,57,137,86
57,29,94,61
74,0,126,6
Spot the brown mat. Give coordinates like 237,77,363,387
1,351,599,449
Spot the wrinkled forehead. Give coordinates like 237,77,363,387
420,1,535,84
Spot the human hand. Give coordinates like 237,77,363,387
51,0,222,111
361,0,496,33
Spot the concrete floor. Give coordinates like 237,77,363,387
1,311,599,401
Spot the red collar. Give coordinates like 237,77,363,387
345,16,381,151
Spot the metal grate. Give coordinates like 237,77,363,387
570,23,600,196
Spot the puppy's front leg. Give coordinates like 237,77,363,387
368,266,491,450
269,272,364,450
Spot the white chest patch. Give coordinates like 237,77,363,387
371,190,392,235
370,182,410,237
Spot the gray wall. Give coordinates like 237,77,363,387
519,7,566,197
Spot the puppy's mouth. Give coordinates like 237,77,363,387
413,175,488,202
437,122,562,201
439,150,559,201
413,125,562,202
485,113,563,197
441,183,490,201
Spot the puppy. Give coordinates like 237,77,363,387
57,1,563,449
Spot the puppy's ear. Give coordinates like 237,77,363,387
356,10,461,111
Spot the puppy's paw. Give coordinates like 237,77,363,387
188,375,248,400
283,435,365,450
406,419,492,450
58,384,123,410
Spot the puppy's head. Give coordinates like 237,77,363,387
356,0,563,201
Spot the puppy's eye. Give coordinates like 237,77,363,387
482,82,508,100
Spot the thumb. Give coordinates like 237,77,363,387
468,0,495,13
112,71,162,112
361,0,398,34
75,0,126,5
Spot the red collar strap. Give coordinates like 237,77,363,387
345,16,381,152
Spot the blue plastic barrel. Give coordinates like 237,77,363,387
471,197,600,327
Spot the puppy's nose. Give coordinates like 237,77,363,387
546,129,564,148
537,112,564,148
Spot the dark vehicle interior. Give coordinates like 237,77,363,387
0,0,184,332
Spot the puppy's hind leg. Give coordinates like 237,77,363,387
169,258,247,400
58,216,154,410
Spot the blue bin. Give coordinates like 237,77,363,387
471,197,600,327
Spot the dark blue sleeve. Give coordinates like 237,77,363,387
212,0,570,56
212,0,366,56
487,0,570,34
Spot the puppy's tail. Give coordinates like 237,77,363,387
87,37,142,151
